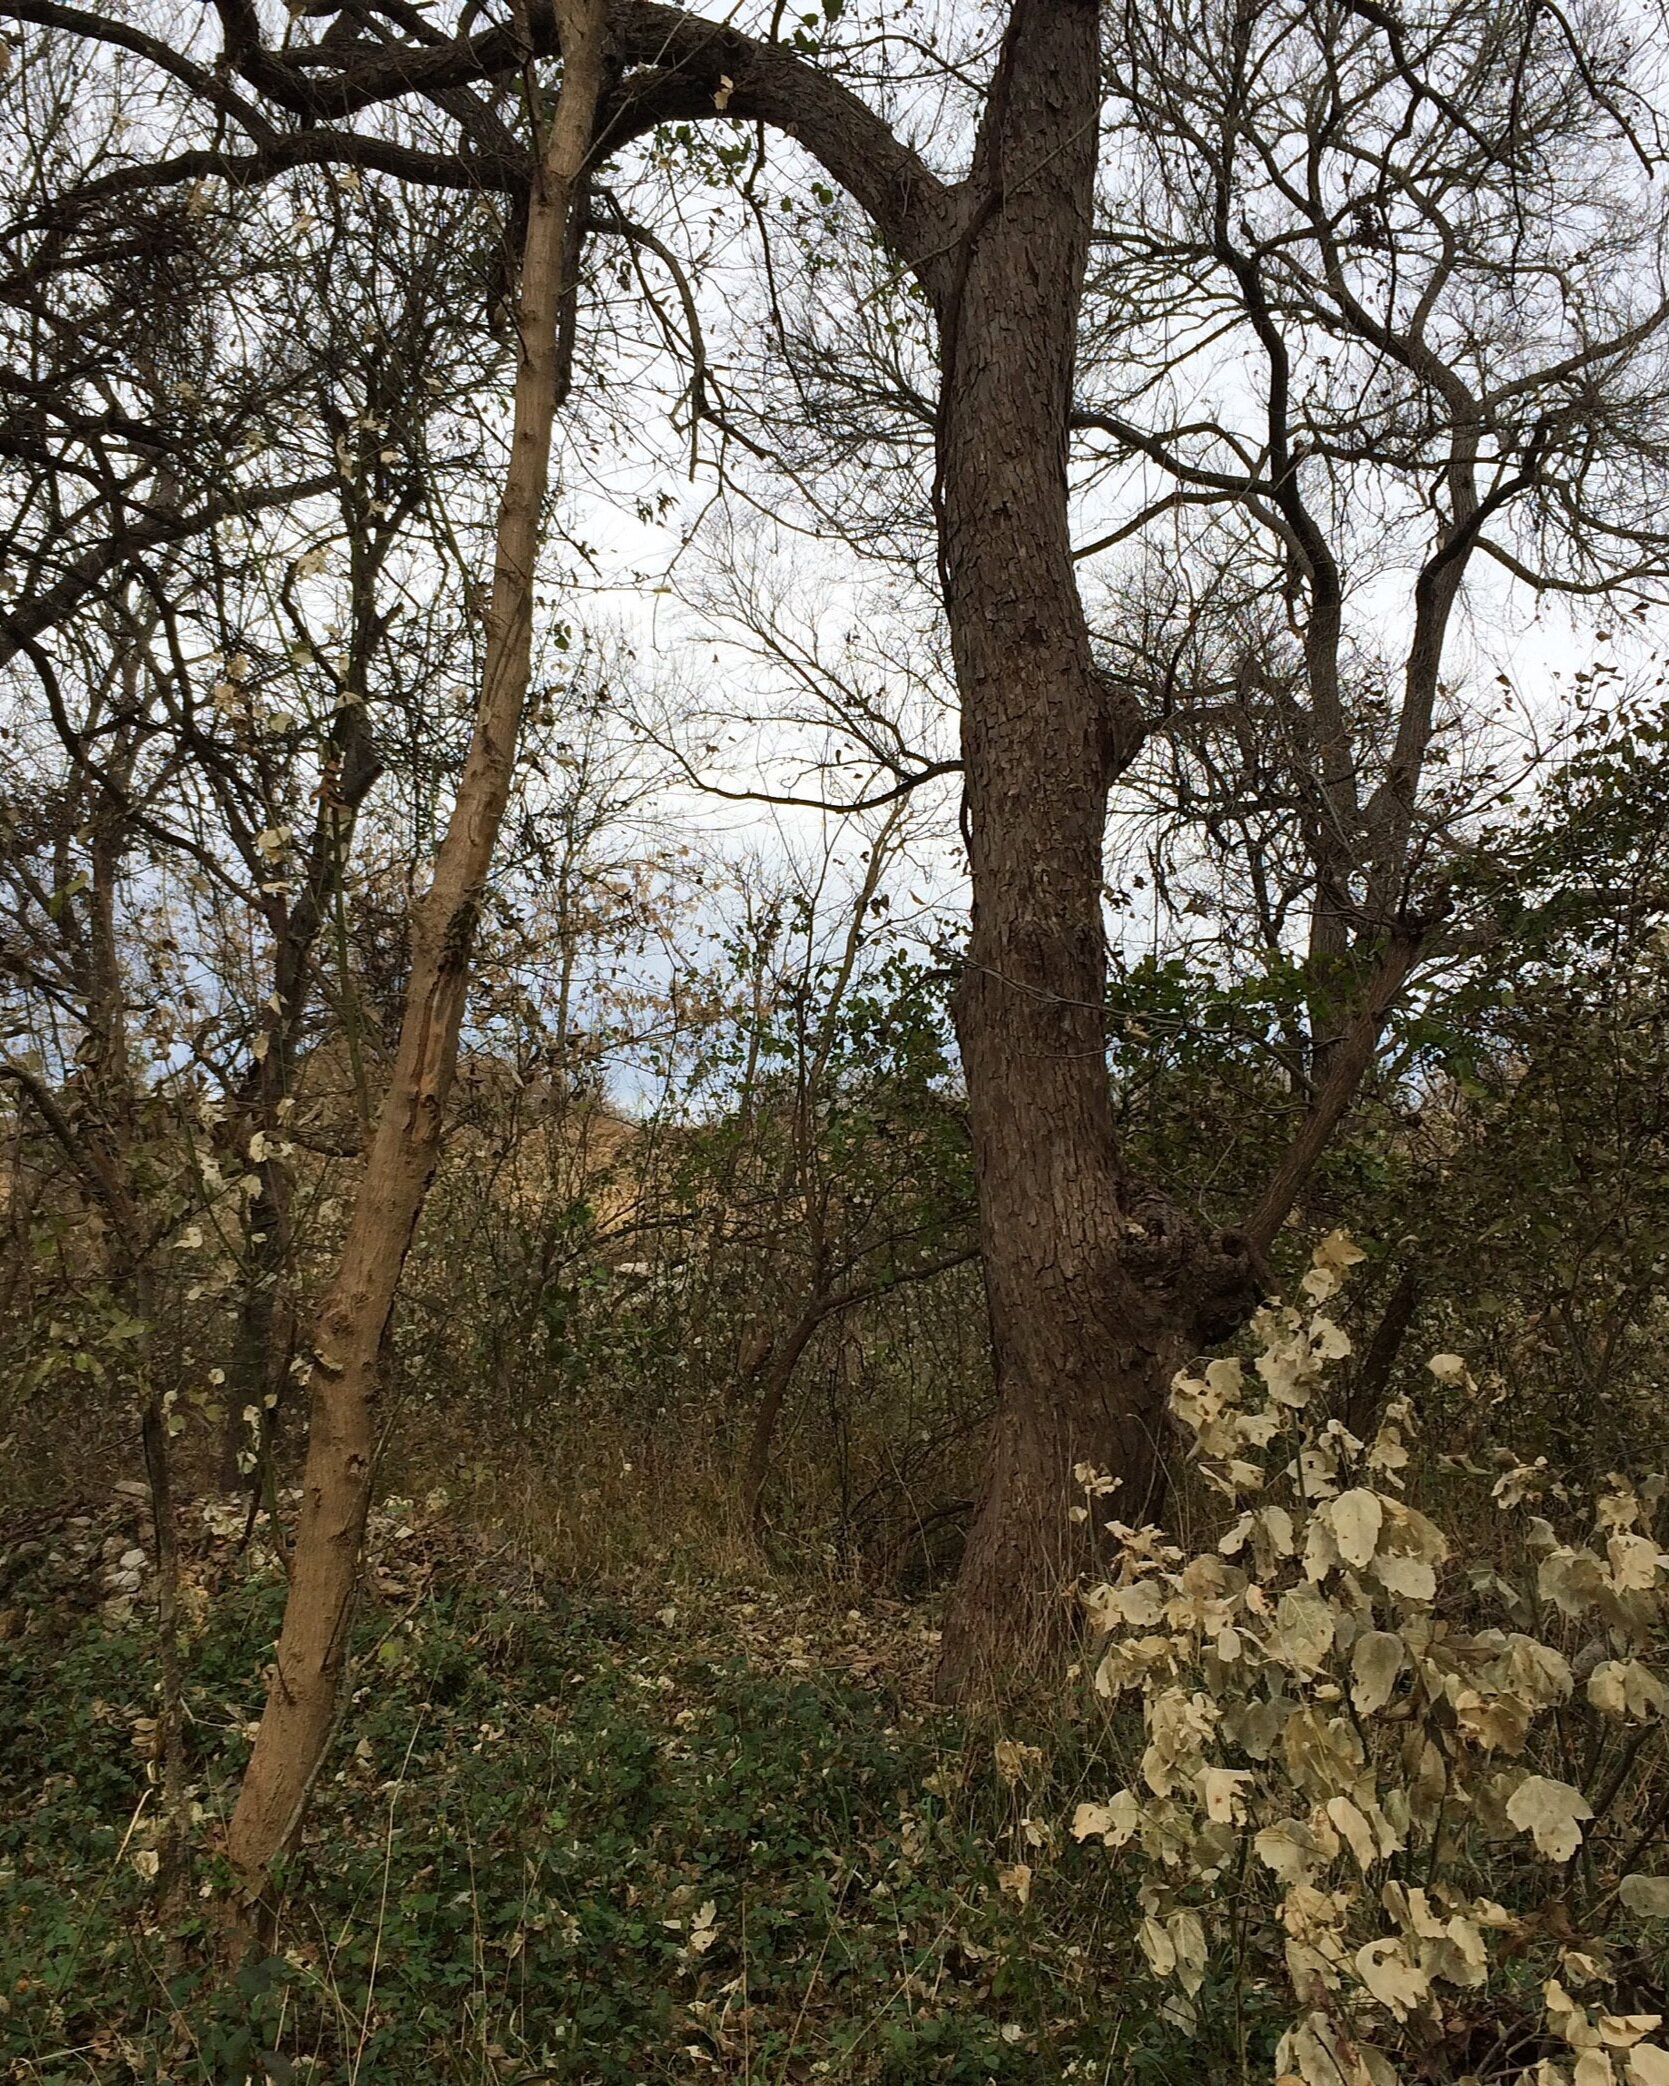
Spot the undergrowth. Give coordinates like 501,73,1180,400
0,1499,1175,2085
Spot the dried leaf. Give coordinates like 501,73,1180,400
1202,1767,1254,1824
1607,1534,1661,1593
1356,1936,1431,2020
1169,1907,1208,1997
1600,2018,1663,2050
1627,2047,1669,2086
1506,1775,1594,1862
1331,1489,1385,1571
1588,1661,1669,1721
1138,1914,1176,1977
996,1862,1032,1904
1271,1586,1336,1674
1255,1817,1321,1886
994,1737,1044,1782
1352,1629,1404,1714
1071,1791,1140,1847
1326,1795,1380,1872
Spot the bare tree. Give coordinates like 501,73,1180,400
1073,0,1669,1214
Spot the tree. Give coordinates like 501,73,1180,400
649,813,976,1529
1328,700,1669,1481
216,0,610,1918
0,589,198,1895
930,0,1669,1688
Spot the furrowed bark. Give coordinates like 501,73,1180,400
929,0,1191,1699
929,0,1258,1701
222,0,608,1913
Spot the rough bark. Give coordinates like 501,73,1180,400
222,0,607,1913
929,0,1256,1702
919,3,1451,1700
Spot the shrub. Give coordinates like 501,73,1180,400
1072,1233,1669,2086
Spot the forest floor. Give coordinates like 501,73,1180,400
0,1487,1200,2085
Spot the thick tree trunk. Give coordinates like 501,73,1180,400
931,0,1254,1702
223,1,607,1912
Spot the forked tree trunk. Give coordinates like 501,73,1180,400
223,0,608,1911
931,0,1254,1702
738,1247,979,1530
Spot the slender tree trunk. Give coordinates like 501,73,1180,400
220,1162,292,1495
931,0,1254,1701
739,1303,825,1531
223,0,608,1911
1345,1264,1418,1436
1243,930,1420,1256
80,732,193,1904
739,1245,978,1529
138,1310,190,1911
220,705,383,1493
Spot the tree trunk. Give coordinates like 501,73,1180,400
139,1331,190,1911
739,1303,824,1532
219,699,383,1494
223,0,608,1914
75,729,194,1905
1243,929,1421,1257
1345,1264,1418,1437
931,0,1254,1701
220,1163,294,1496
